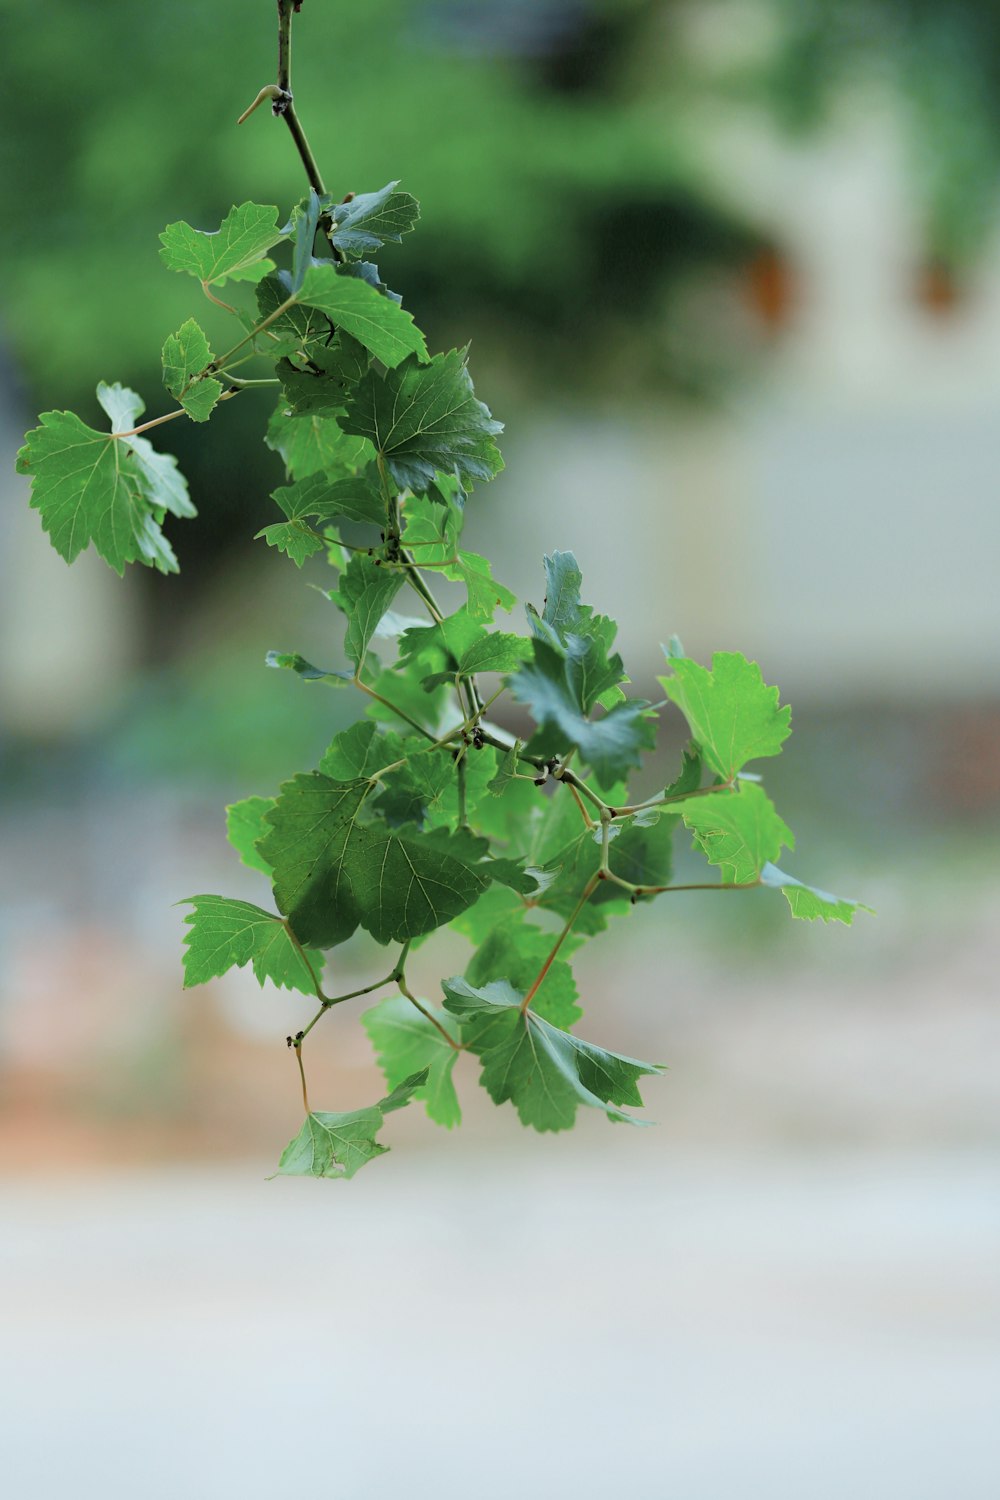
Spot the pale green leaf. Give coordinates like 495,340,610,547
362,996,461,1128
181,895,322,995
659,652,791,780
159,202,286,286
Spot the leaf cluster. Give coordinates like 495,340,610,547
18,9,869,1181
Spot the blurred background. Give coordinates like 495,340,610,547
2,1,999,1495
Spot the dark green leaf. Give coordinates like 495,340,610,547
297,264,427,368
261,774,520,948
341,350,503,491
335,554,405,670
442,977,661,1132
512,638,654,783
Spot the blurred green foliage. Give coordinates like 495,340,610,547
1,0,753,408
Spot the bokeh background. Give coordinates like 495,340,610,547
2,1,999,1495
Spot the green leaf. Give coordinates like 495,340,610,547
275,339,369,416
465,913,582,1028
287,189,323,293
274,1070,428,1181
261,773,523,948
161,318,223,422
256,470,384,568
442,977,661,1132
675,784,793,884
329,182,420,256
297,264,427,368
260,776,372,949
159,202,286,286
181,895,323,995
348,824,523,946
529,551,620,668
760,864,873,925
270,471,385,529
17,382,194,576
511,638,654,784
460,632,533,676
265,403,374,481
335,554,405,670
256,521,323,567
487,742,523,797
659,652,792,780
663,745,702,799
362,996,461,1128
341,350,503,491
318,721,403,780
226,796,276,876
401,497,514,622
265,651,353,685
256,272,339,351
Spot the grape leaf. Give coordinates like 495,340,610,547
335,554,405,669
261,773,529,948
159,202,286,286
266,403,373,481
663,745,702,800
659,652,792,780
161,318,223,422
465,914,582,1028
511,638,654,783
269,471,386,531
487,743,523,796
675,783,793,884
442,977,661,1132
529,551,619,666
226,796,277,876
16,382,194,576
260,776,373,949
274,1070,428,1181
329,181,420,255
297,264,427,368
401,496,514,622
257,469,385,566
318,721,404,780
265,651,353,685
256,272,340,351
362,996,461,1127
761,863,873,924
341,350,504,491
286,188,324,293
181,895,323,995
275,339,369,415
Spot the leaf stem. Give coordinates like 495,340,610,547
520,872,599,1014
397,974,463,1052
111,407,188,441
294,1042,311,1114
353,676,436,741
